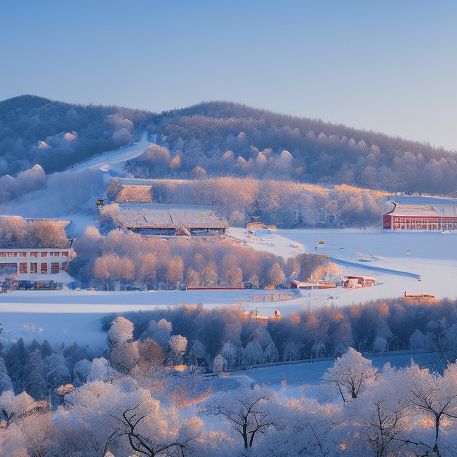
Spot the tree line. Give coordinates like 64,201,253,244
1,297,457,455
70,227,330,289
0,216,70,249
101,296,457,372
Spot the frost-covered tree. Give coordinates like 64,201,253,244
167,335,188,365
213,354,227,373
44,353,71,390
23,350,47,400
406,363,457,456
263,342,279,363
282,341,301,362
87,357,114,382
56,378,203,457
187,339,207,367
267,262,286,286
220,341,241,369
141,319,172,349
347,365,410,457
107,316,134,347
110,341,141,374
323,348,377,402
204,387,275,449
244,341,264,366
0,358,13,394
73,358,92,385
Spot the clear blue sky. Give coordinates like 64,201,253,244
1,0,456,150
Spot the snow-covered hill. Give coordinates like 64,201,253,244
0,133,154,235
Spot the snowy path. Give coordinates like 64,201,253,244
196,351,441,399
329,257,421,279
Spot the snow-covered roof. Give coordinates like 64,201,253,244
385,202,457,218
0,247,73,252
114,204,228,230
0,215,71,226
113,177,155,186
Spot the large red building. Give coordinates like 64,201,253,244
383,201,457,231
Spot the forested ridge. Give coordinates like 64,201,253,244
1,95,456,194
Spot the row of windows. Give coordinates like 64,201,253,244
18,262,67,274
392,217,457,223
0,251,69,258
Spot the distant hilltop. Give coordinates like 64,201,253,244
0,95,456,195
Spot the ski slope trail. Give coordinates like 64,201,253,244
67,131,151,173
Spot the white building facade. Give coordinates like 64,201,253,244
0,248,74,275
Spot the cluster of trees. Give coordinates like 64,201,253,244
101,297,457,372
1,329,457,456
0,337,98,401
109,177,387,227
70,227,329,289
0,164,46,204
0,216,70,248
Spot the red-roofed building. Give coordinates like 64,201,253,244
383,201,457,231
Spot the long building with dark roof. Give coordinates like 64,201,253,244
383,201,457,231
112,203,228,237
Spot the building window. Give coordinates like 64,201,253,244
62,262,68,272
19,252,27,257
51,262,60,274
19,263,27,274
30,252,38,257
41,263,48,274
41,252,48,257
30,263,37,274
62,251,69,258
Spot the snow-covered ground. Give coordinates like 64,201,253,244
279,228,457,301
230,227,457,306
1,228,456,347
